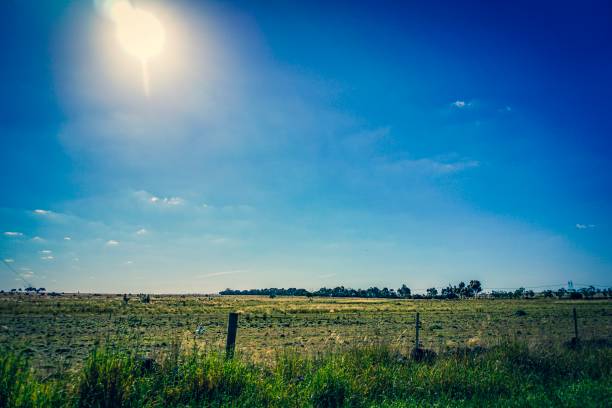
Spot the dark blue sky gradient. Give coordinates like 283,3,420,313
0,0,610,291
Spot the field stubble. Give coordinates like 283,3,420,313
1,294,610,375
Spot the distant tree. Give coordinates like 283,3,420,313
579,286,596,299
468,280,482,296
525,290,535,298
542,290,554,298
441,285,458,299
556,288,567,299
398,284,411,298
426,287,438,298
122,293,129,305
457,282,466,297
513,287,525,299
569,291,583,300
491,290,512,299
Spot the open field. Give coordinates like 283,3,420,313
1,294,612,407
1,294,610,374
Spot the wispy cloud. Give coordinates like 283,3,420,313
576,224,596,230
40,250,52,254
3,259,14,263
106,240,120,246
136,228,148,235
381,157,479,175
3,231,23,237
33,209,51,215
64,236,72,241
135,191,185,207
150,196,184,206
40,255,54,260
200,270,244,278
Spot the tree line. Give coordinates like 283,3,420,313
489,286,610,300
220,280,483,299
220,281,612,300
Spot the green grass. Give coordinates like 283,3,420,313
1,341,610,407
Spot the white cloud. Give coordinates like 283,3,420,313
150,195,183,206
33,209,51,215
576,224,595,230
106,240,120,246
32,236,44,242
381,157,479,175
165,197,184,205
41,256,54,260
125,260,134,265
200,270,243,278
4,231,23,237
40,250,52,254
3,259,14,263
136,191,185,207
21,271,34,278
136,228,148,235
64,236,72,241
452,100,467,108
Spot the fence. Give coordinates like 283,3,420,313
219,306,606,358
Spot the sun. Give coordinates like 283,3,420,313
111,2,165,61
109,1,166,95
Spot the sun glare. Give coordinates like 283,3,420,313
109,1,166,95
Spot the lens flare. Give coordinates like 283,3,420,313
108,1,166,95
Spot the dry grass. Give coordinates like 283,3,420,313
0,293,610,373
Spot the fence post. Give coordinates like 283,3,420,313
415,312,420,350
572,307,578,343
226,312,238,359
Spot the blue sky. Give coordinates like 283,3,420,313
1,0,611,293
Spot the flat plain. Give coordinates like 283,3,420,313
1,293,610,374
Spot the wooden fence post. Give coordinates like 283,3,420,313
226,312,238,359
415,312,420,350
572,307,578,343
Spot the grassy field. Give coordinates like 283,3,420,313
0,294,611,406
1,294,610,371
